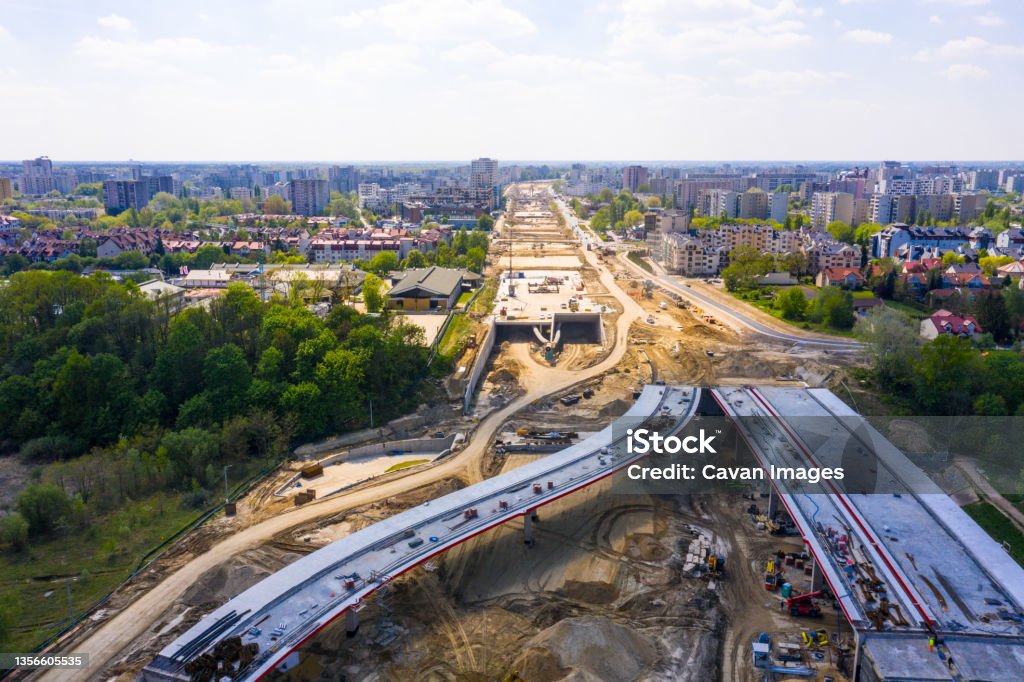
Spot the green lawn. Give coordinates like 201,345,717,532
963,501,1024,567
882,300,929,320
0,492,199,652
627,251,653,273
437,313,473,356
456,290,474,307
385,459,430,473
468,278,497,315
727,289,858,338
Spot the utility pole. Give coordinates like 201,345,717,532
223,464,233,505
368,399,374,429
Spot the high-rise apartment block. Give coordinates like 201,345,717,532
290,178,330,216
21,156,56,195
622,165,649,193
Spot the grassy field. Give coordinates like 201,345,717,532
385,459,430,473
456,290,474,307
0,492,198,652
963,500,1024,566
437,313,473,357
468,278,497,315
627,251,653,273
728,288,859,338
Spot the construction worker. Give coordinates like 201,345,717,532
929,637,935,652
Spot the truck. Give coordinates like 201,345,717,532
785,590,825,618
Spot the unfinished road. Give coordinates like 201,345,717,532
553,194,861,351
38,184,647,682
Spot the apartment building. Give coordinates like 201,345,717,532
290,178,329,216
0,177,12,202
20,156,55,195
622,165,649,193
661,232,721,276
810,192,854,227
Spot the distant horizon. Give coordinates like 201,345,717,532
4,159,1024,166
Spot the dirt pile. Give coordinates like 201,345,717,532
513,615,657,681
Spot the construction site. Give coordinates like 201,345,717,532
27,183,1024,682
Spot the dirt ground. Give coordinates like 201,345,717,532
39,182,863,682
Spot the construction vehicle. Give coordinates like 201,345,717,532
764,559,784,591
786,590,825,618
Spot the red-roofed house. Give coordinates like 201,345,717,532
920,309,982,340
815,267,866,289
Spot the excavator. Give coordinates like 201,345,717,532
786,590,825,618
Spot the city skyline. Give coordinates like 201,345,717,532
1,0,1023,160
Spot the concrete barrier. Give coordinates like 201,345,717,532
277,434,459,497
293,414,428,458
463,317,497,413
321,433,457,466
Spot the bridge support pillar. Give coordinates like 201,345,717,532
524,510,534,546
345,609,360,638
767,487,779,519
810,555,824,591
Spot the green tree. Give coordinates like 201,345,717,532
722,246,773,291
855,307,918,390
826,221,855,244
776,287,808,320
942,251,965,267
16,483,73,536
809,287,855,329
975,292,1010,343
623,209,645,227
367,251,399,277
262,195,290,214
476,214,495,231
913,335,980,415
973,392,1008,416
202,344,252,419
362,273,385,313
402,250,427,269
0,513,29,551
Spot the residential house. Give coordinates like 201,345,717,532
920,309,982,340
816,267,865,289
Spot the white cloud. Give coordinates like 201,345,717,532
924,0,989,6
939,63,989,80
75,36,238,71
607,1,813,59
928,15,943,24
0,24,11,41
975,13,1004,27
440,41,505,63
332,0,536,41
843,29,893,44
97,14,133,31
736,68,847,91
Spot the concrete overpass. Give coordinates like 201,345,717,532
711,386,1024,681
139,383,1024,682
140,385,700,681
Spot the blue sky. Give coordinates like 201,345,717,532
1,0,1021,161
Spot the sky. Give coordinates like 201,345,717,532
1,0,1022,162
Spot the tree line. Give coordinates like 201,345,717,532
0,271,433,543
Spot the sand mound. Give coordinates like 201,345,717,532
512,615,657,681
181,554,278,607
